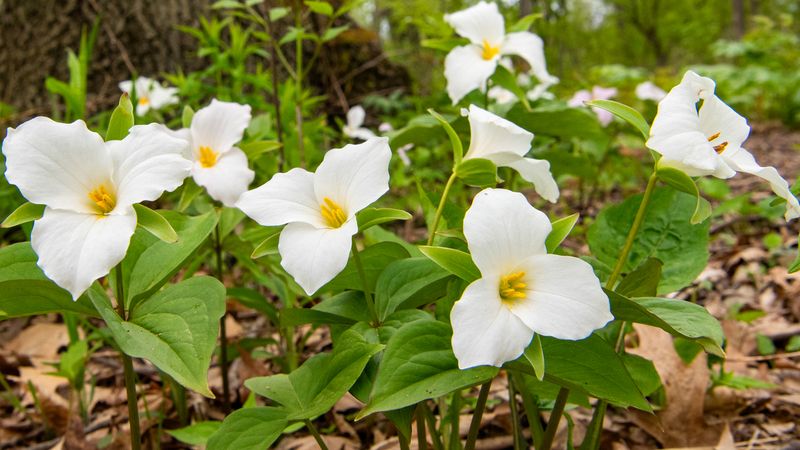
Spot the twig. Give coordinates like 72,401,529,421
725,350,800,362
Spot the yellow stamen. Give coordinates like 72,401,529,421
481,40,500,61
88,185,116,215
138,96,150,106
707,132,728,154
499,271,527,301
320,197,347,228
706,132,721,142
198,145,219,168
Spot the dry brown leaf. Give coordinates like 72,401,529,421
7,323,71,360
277,435,359,450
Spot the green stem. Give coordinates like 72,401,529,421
517,379,544,449
294,0,306,167
351,236,379,325
169,375,188,426
427,172,458,246
214,223,231,412
539,387,569,450
115,265,141,450
421,404,444,450
448,393,461,450
416,405,428,450
508,373,524,450
305,419,329,450
464,381,491,450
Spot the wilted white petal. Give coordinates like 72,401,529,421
236,168,323,227
465,105,532,160
723,148,800,220
444,45,498,104
505,158,559,203
31,207,137,299
444,1,505,46
192,147,255,207
500,32,553,83
190,99,251,155
278,219,357,295
451,278,534,369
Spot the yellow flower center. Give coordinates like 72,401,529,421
707,131,728,154
499,271,527,302
88,184,116,215
320,197,347,228
138,96,150,106
481,40,500,61
198,145,219,168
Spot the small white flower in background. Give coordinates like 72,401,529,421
378,122,394,134
397,143,413,167
487,86,517,105
343,105,376,141
451,188,612,369
118,77,178,116
2,119,191,299
527,77,558,101
568,86,618,126
647,70,800,220
236,138,391,295
166,99,254,207
443,1,555,104
464,105,559,203
635,81,667,102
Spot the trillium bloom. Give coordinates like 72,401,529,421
647,71,800,220
488,86,517,105
568,86,618,126
119,77,178,115
236,138,391,295
451,188,613,369
635,81,667,102
170,99,255,207
464,105,559,203
443,1,555,104
342,106,376,141
2,118,191,299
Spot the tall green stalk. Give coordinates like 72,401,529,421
115,264,141,450
351,236,379,325
428,173,458,246
464,381,491,450
213,223,231,412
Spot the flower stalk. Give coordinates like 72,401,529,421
115,264,141,450
213,223,231,412
351,236,379,325
427,172,458,246
464,381,491,450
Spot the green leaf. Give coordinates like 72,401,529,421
133,204,178,243
89,277,226,396
506,104,609,144
251,228,281,258
227,287,279,325
305,0,333,16
178,179,203,212
756,334,776,355
545,213,579,253
182,105,195,129
167,421,222,446
656,167,712,224
622,353,662,397
323,242,410,294
419,246,480,283
357,207,412,232
0,243,99,318
270,7,289,21
245,330,382,420
206,407,288,450
428,109,464,166
607,290,725,357
491,65,530,109
106,93,134,141
587,188,709,294
585,100,650,140
358,319,497,418
508,13,542,32
615,258,662,298
420,37,468,52
239,140,282,159
524,334,545,381
389,115,444,149
374,257,452,322
321,25,349,42
1,202,44,228
454,158,498,188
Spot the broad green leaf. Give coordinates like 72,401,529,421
251,228,281,258
357,207,412,232
305,0,333,16
454,158,497,188
524,334,545,381
270,7,289,21
508,13,542,32
790,251,800,274
429,109,464,165
227,287,279,325
607,290,724,357
245,330,383,420
506,104,609,144
389,115,445,149
657,167,713,224
374,257,451,321
239,140,282,159
585,100,650,140
421,37,468,52
178,179,203,212
321,25,349,42
323,242,410,293
89,277,225,396
491,65,530,109
419,246,480,283
182,105,195,129
587,188,709,294
615,258,662,298
0,242,98,318
280,307,359,327
167,421,222,446
622,353,662,397
1,202,44,228
545,213,579,253
133,204,177,243
212,0,244,9
206,407,288,450
106,93,134,141
314,290,373,324
358,319,498,417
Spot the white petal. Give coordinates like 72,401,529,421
192,147,255,207
723,148,800,220
444,45,498,104
567,90,592,107
236,168,323,227
698,95,750,154
591,86,618,100
500,32,553,83
31,207,137,299
504,158,559,203
278,219,357,295
464,188,550,276
444,1,505,46
2,117,112,213
149,85,179,110
509,254,613,340
451,278,534,369
110,124,192,207
313,137,391,216
347,105,366,129
465,105,533,160
190,99,251,155
118,80,134,93
635,81,666,101
350,127,376,140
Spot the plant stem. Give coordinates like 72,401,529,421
115,265,141,450
351,236,379,325
539,387,569,450
517,378,544,449
507,373,524,450
214,223,231,412
421,404,444,450
417,405,428,450
294,0,306,167
427,172,458,246
464,381,491,450
263,0,285,168
305,419,329,450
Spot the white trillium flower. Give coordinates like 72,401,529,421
2,118,191,299
343,105,376,141
487,86,517,105
236,138,391,295
464,105,559,203
635,81,667,102
568,86,618,126
451,188,613,369
443,1,554,104
647,70,800,220
119,77,179,116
